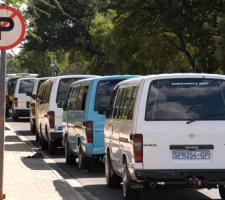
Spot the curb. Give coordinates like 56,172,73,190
5,122,100,200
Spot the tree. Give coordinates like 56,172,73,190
107,0,225,73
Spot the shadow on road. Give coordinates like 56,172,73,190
5,135,21,142
5,143,30,152
21,156,51,171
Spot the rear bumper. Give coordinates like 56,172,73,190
14,109,30,117
134,169,225,185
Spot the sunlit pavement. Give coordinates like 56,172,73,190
5,118,222,200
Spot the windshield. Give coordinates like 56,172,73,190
145,78,225,121
19,79,34,94
95,79,125,111
56,78,82,103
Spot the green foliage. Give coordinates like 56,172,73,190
9,0,225,75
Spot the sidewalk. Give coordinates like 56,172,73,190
3,128,85,200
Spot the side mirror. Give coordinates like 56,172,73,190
57,101,64,108
98,106,107,115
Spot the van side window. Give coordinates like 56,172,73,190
37,85,44,103
113,86,138,120
107,87,118,119
40,85,47,104
64,88,73,111
70,87,80,110
126,86,138,119
113,88,126,119
74,86,88,111
43,83,52,103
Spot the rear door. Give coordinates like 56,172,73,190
17,79,34,109
137,78,225,170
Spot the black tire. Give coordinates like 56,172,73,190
78,146,88,170
5,108,9,118
35,129,39,143
65,138,76,165
219,185,225,200
48,140,57,155
40,135,48,150
122,161,141,200
31,124,36,134
105,152,121,188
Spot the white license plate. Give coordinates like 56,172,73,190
172,150,210,160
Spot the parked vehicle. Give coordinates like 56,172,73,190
12,77,36,120
29,77,51,139
62,75,136,170
6,73,38,117
36,75,96,155
104,73,225,200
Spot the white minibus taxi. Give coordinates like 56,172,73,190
104,73,225,200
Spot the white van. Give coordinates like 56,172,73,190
104,73,225,200
36,75,96,155
29,77,50,138
12,77,36,120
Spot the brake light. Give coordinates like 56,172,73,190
31,103,35,116
133,134,143,163
48,111,55,129
85,121,93,143
14,98,18,107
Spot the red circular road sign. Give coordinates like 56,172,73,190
0,5,26,50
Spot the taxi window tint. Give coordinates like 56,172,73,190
145,78,225,121
19,80,34,94
95,79,124,111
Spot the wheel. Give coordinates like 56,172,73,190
35,128,39,143
105,151,121,188
219,185,225,200
31,124,36,134
78,146,88,170
48,140,57,155
65,138,76,165
39,135,48,150
122,161,141,200
5,107,9,118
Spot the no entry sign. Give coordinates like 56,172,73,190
0,5,26,50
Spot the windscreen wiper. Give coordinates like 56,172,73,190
186,113,225,124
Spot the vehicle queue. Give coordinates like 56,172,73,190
6,73,225,200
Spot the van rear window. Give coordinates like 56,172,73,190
56,78,82,103
19,80,34,94
95,79,125,111
145,78,225,121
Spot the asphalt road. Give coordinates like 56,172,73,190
6,118,222,200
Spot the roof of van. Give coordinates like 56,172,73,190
69,75,138,86
117,73,225,86
49,74,97,80
17,77,37,81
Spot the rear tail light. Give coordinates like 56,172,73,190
48,111,55,129
133,134,143,163
30,103,35,116
14,98,18,107
85,121,93,143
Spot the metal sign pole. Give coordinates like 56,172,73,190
0,50,6,200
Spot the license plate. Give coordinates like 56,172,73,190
172,150,210,160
